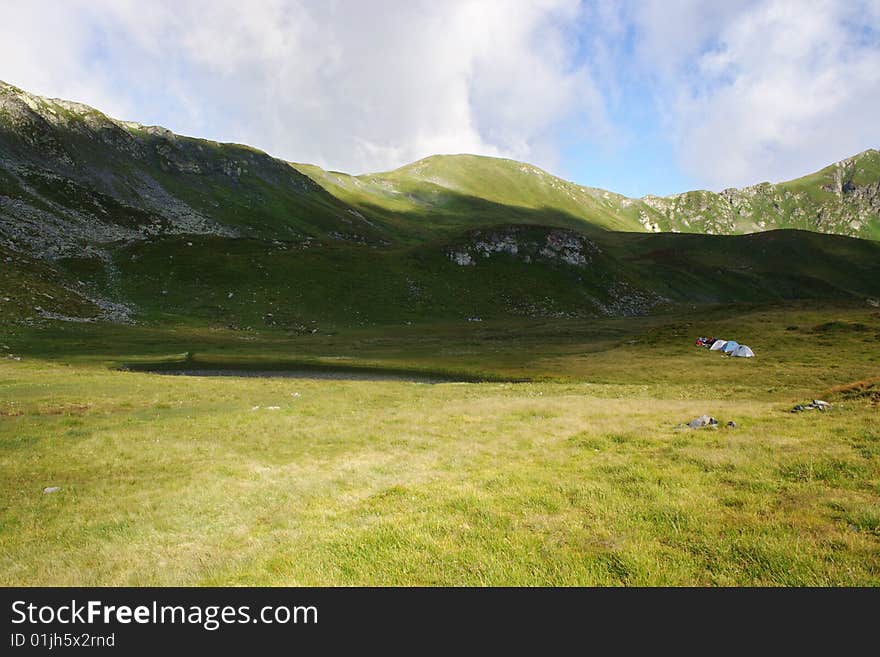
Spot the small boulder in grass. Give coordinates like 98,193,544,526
687,415,718,429
791,400,832,413
43,486,61,494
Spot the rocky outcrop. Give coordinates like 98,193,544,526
445,226,667,319
596,281,666,317
448,227,599,268
0,82,241,258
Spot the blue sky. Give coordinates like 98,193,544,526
2,0,879,197
558,80,695,197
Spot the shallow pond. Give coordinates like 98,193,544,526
142,368,459,383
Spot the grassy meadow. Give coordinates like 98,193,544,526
1,303,878,585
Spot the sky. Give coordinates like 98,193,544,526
1,0,879,197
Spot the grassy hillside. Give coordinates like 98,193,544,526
3,224,878,330
367,154,640,231
291,159,620,243
605,229,880,304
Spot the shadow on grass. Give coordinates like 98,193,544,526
122,356,530,384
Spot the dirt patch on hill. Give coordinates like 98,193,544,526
825,377,880,404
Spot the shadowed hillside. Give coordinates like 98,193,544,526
1,80,878,328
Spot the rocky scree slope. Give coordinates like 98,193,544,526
0,81,386,263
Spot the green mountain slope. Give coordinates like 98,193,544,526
290,155,644,244
0,81,391,260
1,81,879,329
4,225,879,329
294,148,880,242
635,150,880,239
366,154,639,231
3,80,879,260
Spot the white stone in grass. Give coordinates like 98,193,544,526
687,415,717,429
43,486,61,494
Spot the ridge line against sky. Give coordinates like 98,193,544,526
1,0,879,197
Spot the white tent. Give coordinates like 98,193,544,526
731,345,754,358
709,340,727,351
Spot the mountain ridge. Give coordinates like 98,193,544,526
1,81,879,329
2,79,878,259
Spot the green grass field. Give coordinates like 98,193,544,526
2,303,878,585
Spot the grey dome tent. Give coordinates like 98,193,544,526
722,340,739,354
710,340,727,351
732,344,754,358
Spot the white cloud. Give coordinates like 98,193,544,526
0,0,605,175
627,0,880,189
0,2,135,120
3,0,878,192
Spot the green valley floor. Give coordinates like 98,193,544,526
1,303,878,585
